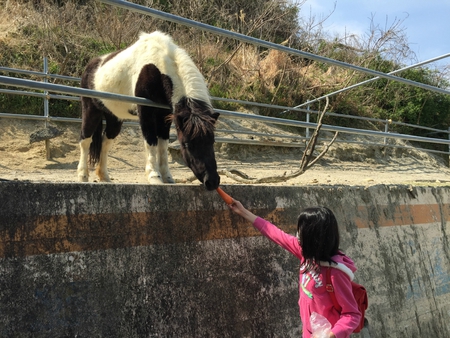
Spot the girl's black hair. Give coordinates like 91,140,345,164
297,206,340,273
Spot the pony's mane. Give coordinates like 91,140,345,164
172,39,211,104
175,97,216,139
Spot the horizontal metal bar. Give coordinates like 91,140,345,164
388,120,449,134
0,113,80,123
0,113,46,121
0,88,81,104
215,137,303,148
210,96,312,114
331,138,450,156
0,113,147,126
0,75,169,109
194,91,446,133
294,53,450,109
0,66,81,82
0,88,48,99
99,0,450,96
216,129,306,141
216,109,450,146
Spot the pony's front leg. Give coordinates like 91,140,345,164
77,137,91,182
158,138,175,183
144,141,164,184
95,135,113,182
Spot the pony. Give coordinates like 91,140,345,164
77,31,220,190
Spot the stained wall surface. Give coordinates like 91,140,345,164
1,182,449,337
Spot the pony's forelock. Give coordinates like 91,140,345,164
175,97,217,139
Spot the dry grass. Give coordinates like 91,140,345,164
0,0,338,110
2,0,442,135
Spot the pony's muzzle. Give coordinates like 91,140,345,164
203,171,220,191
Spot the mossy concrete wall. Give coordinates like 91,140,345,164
1,182,449,337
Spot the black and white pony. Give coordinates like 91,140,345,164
77,31,220,190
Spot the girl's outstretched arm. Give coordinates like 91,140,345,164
229,199,302,258
228,199,258,224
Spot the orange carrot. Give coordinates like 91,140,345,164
216,187,233,205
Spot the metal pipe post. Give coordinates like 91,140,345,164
306,105,310,139
43,57,51,160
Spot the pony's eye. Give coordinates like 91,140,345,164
183,142,189,149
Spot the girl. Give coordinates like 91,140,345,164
228,199,361,338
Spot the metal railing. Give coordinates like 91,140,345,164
1,64,449,158
0,0,449,162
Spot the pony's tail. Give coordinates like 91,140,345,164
88,120,103,165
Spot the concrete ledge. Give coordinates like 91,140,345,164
1,182,449,337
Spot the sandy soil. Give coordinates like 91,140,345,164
1,116,449,187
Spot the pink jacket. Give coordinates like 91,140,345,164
253,217,361,338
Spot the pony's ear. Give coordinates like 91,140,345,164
212,112,220,121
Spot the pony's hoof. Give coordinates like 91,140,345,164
78,175,89,182
95,168,111,182
96,173,111,182
163,176,175,184
148,175,164,184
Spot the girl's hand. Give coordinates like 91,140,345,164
312,331,335,338
228,199,258,224
228,199,246,216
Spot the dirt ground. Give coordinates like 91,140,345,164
1,116,449,187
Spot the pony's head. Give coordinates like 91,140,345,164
174,97,220,191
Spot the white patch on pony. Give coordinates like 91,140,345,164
144,141,164,184
95,135,114,182
92,31,211,118
144,138,174,184
77,137,92,182
157,138,174,183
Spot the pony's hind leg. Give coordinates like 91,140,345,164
157,138,174,183
95,113,123,182
77,137,92,182
144,141,164,184
95,135,114,182
78,95,104,182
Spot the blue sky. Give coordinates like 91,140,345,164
302,0,450,69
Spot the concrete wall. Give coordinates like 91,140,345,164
1,182,449,337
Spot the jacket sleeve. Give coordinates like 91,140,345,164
330,270,362,338
253,217,302,259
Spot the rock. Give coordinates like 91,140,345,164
29,126,63,144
